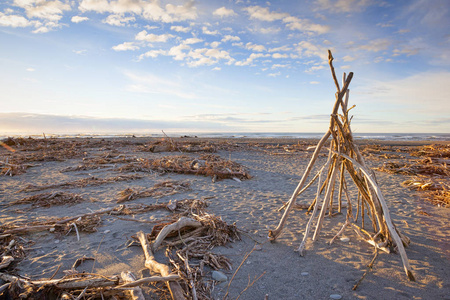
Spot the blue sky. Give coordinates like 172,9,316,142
0,0,449,135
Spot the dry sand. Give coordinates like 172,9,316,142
0,137,449,299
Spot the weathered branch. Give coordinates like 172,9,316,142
136,231,186,300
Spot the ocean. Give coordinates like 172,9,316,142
1,132,449,141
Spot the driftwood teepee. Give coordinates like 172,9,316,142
268,50,415,281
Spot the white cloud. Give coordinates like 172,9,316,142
393,47,419,57
112,42,139,51
71,15,89,23
103,14,135,26
243,5,329,35
138,49,167,60
272,53,289,59
355,39,391,52
268,72,281,77
310,81,320,84
135,30,174,42
283,16,330,34
315,0,373,13
73,49,87,55
202,26,219,35
260,27,281,34
210,41,221,48
168,44,190,60
213,6,237,18
246,42,266,52
295,41,328,60
14,0,70,21
186,48,233,67
212,67,221,71
79,0,197,23
243,6,288,21
235,53,269,66
272,64,288,69
26,67,35,72
269,45,292,52
222,35,240,42
0,12,32,27
183,37,203,45
343,55,356,62
171,25,189,32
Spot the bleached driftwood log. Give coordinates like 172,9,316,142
136,231,186,300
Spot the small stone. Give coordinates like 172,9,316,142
212,271,227,282
103,230,111,234
330,294,342,300
54,240,60,244
49,227,55,232
340,237,350,243
301,272,309,276
253,244,263,251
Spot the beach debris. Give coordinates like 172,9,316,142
0,198,240,299
402,179,450,207
117,180,191,203
269,50,415,281
9,191,86,208
372,146,449,207
138,136,217,153
20,174,143,192
119,154,251,181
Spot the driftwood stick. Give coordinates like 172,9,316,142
120,271,145,300
339,153,415,281
56,207,117,225
0,256,14,269
152,217,202,251
3,225,54,235
296,161,330,255
117,274,181,288
312,156,339,241
329,220,350,245
0,272,119,289
136,231,186,300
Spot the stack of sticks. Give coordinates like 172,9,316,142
269,50,415,281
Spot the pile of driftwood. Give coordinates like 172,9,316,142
139,139,216,153
119,154,251,182
0,198,240,299
269,50,415,281
373,144,450,207
117,180,191,203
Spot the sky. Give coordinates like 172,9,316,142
0,0,449,135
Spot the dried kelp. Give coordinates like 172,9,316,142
409,144,450,158
62,153,140,172
403,179,450,207
376,160,450,176
124,154,251,181
9,192,86,208
138,138,216,153
21,174,143,192
117,180,191,203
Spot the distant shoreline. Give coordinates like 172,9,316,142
3,135,449,147
1,132,449,143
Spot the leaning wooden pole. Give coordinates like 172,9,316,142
269,50,415,281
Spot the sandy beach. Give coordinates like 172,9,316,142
0,136,449,299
